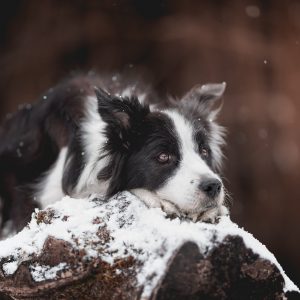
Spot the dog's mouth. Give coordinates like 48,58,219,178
202,200,219,210
186,203,216,214
161,197,218,216
154,189,224,222
185,196,220,213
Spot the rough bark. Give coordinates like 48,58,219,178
0,235,293,300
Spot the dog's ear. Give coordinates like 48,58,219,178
95,88,149,149
180,82,226,120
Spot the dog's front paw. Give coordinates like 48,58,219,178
160,199,181,218
188,205,229,223
130,189,182,218
130,189,162,209
200,208,219,223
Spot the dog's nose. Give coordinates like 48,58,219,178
199,179,222,199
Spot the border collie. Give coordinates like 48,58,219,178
0,74,228,232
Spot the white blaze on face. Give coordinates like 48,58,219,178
156,110,224,213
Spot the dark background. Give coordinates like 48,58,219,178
0,0,300,286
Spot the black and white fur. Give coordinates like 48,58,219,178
0,74,228,232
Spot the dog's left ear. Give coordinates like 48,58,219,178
95,88,149,149
95,88,149,128
180,82,226,120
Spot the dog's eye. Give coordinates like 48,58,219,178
156,152,170,163
200,147,209,158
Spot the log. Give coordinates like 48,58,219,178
0,192,299,300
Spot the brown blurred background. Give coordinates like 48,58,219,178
0,0,299,286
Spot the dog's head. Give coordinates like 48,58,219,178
96,83,226,216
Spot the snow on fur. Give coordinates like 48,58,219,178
0,192,298,296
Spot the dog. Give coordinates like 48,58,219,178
0,74,228,233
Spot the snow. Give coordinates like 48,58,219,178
0,192,298,296
30,263,67,282
2,261,18,275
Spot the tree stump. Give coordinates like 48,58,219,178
0,192,299,299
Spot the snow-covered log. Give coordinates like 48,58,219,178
0,192,299,299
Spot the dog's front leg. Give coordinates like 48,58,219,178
130,188,180,216
190,204,229,223
130,188,162,208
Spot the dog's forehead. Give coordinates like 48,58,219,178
160,109,209,145
137,111,178,147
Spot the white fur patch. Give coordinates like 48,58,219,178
208,116,226,171
37,147,67,209
74,96,110,197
